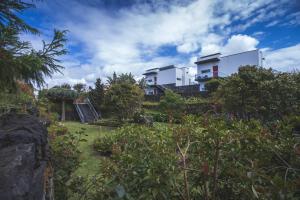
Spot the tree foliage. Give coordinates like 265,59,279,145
215,66,300,121
88,78,105,111
90,116,300,199
73,83,86,93
104,82,143,120
107,72,136,85
159,89,185,122
0,0,67,90
47,87,78,100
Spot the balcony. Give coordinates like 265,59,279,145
195,73,213,82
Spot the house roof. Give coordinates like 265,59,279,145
144,65,176,75
142,71,158,75
200,53,221,59
195,57,220,64
159,65,175,71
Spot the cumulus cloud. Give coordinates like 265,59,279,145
28,0,299,87
222,34,259,55
264,44,300,71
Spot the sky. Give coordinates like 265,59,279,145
21,0,300,87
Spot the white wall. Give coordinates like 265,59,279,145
219,50,259,77
197,61,219,75
157,68,176,85
181,67,191,86
196,50,261,78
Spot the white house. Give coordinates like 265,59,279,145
195,49,264,91
143,65,192,95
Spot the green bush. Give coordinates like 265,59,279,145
159,89,185,122
49,126,87,199
90,116,300,199
93,136,115,156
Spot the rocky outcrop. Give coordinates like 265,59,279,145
0,113,54,200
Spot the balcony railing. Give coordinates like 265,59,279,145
195,73,213,81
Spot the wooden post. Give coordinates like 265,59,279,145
61,100,65,121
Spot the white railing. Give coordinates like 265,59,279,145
86,98,100,120
74,103,85,123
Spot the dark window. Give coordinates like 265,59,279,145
148,79,152,82
177,78,182,81
201,69,211,73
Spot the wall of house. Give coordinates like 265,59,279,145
196,61,219,78
196,50,261,78
181,67,191,86
157,68,176,85
218,49,260,77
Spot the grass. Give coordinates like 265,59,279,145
63,121,113,176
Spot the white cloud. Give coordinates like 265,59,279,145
264,44,300,71
222,34,259,55
27,0,298,87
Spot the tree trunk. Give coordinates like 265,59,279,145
61,100,65,121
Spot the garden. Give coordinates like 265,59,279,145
1,1,300,200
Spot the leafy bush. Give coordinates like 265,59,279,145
90,116,300,199
215,66,300,121
93,135,115,156
159,89,185,122
48,122,68,137
142,101,159,110
49,126,87,199
104,82,144,120
145,110,168,123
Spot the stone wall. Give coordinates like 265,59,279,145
0,113,54,200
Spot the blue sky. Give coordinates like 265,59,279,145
21,0,300,86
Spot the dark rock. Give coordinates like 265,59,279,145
0,113,53,200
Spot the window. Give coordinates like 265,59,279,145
148,79,152,82
177,78,182,81
201,69,211,74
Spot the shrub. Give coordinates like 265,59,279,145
49,126,87,199
91,116,300,199
104,82,144,120
93,136,115,156
159,89,185,122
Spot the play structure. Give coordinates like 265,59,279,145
74,98,100,123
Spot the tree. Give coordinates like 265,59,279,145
73,83,86,93
159,89,185,122
104,82,143,120
205,78,222,95
89,78,105,111
0,0,38,33
107,72,118,85
138,77,146,89
46,87,78,121
0,0,67,90
215,66,300,121
107,72,136,85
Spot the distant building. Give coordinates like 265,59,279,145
143,65,192,95
195,49,264,91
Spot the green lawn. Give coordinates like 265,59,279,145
63,121,112,176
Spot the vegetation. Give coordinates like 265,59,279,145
90,116,300,199
46,87,78,121
104,73,144,121
88,78,105,112
159,89,185,122
73,83,87,94
215,66,300,121
1,1,300,200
